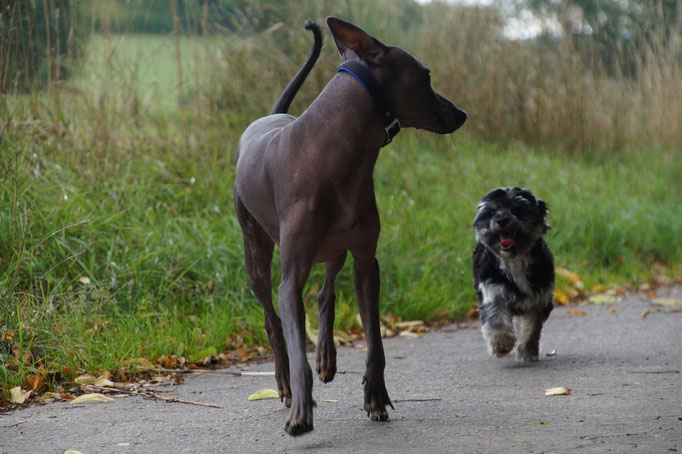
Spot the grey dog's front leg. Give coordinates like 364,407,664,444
479,286,516,358
353,255,392,421
515,303,552,362
316,252,346,384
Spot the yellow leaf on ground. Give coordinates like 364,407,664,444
394,320,424,329
70,393,115,403
64,450,84,454
248,389,280,401
554,289,569,305
78,276,91,285
589,295,616,304
545,386,571,396
651,299,680,307
10,387,32,404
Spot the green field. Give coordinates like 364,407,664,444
2,19,681,399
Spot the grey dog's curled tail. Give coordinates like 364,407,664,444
270,20,323,115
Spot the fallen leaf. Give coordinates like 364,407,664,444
556,267,583,289
398,331,420,338
545,349,557,357
589,295,616,304
74,375,96,385
394,320,424,329
545,386,571,396
641,309,651,319
591,284,605,293
70,393,115,403
123,357,156,371
567,310,587,317
78,277,91,285
94,377,115,387
324,399,339,403
528,421,551,425
226,347,255,363
64,450,83,454
607,306,617,313
1,330,13,341
646,290,657,298
10,387,32,404
61,393,76,399
248,389,279,401
651,299,680,308
554,289,569,305
26,374,46,391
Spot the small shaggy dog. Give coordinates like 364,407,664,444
472,187,554,361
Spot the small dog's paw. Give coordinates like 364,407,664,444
516,343,539,362
485,326,516,358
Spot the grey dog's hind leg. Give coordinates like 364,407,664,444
234,195,291,406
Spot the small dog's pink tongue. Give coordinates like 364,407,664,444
499,235,516,248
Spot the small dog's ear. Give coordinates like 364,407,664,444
327,17,387,64
537,199,551,231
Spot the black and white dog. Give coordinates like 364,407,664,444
472,187,554,362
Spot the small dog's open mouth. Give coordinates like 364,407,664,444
499,233,516,251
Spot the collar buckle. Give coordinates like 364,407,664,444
383,117,401,146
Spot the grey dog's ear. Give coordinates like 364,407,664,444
327,17,387,64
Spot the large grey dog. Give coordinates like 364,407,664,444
233,17,467,436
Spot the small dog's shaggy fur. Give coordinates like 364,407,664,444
472,187,554,361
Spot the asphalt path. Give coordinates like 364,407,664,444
1,286,680,454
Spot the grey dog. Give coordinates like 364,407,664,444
472,187,554,362
233,18,466,435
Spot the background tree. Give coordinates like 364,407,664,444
525,0,681,76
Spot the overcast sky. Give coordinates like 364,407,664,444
415,0,561,40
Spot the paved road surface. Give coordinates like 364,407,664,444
1,286,680,453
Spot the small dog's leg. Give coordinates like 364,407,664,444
316,252,347,384
353,254,392,421
480,297,516,358
515,303,552,362
235,196,291,406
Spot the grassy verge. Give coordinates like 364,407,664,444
2,121,680,398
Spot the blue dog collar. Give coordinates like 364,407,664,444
337,61,400,147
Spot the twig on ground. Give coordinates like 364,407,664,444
149,392,222,408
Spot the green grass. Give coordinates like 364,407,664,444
1,28,681,399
